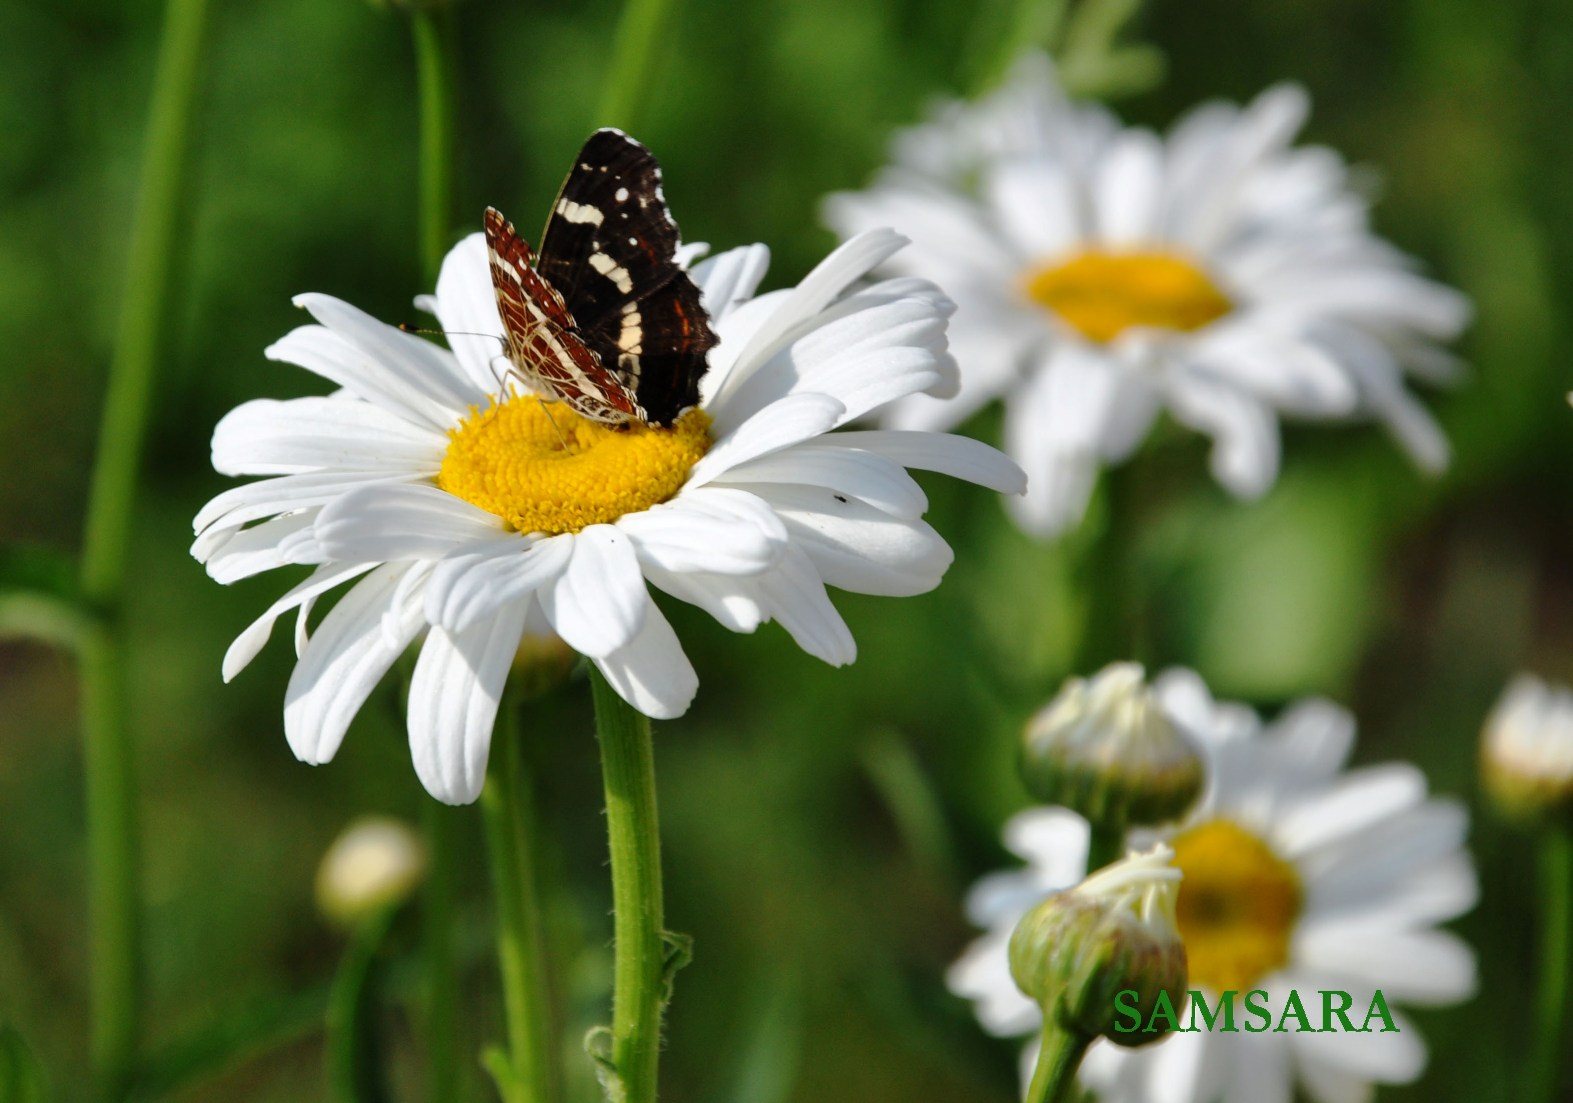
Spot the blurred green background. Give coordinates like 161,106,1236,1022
2,0,1570,1098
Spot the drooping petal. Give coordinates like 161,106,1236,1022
425,534,574,632
591,598,698,720
283,562,429,766
617,488,786,575
538,525,647,658
223,560,377,682
407,599,529,805
768,484,953,596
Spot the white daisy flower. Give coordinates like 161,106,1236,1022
193,229,1025,805
949,669,1478,1102
825,56,1470,537
1481,673,1573,820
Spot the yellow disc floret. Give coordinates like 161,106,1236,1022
1169,818,1302,993
1023,251,1233,344
437,396,712,535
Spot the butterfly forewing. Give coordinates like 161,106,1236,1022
538,129,718,427
483,207,641,423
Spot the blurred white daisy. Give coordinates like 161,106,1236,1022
826,56,1470,537
193,229,1024,804
1481,673,1573,820
949,669,1477,1102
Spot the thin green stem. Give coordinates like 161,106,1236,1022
1085,825,1125,876
1023,1025,1091,1103
408,10,462,1101
411,8,457,283
481,702,560,1103
590,668,666,1103
595,0,682,131
78,0,209,1094
1532,827,1572,1103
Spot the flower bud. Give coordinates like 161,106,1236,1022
512,633,578,701
1481,674,1573,824
315,816,427,927
1008,843,1187,1047
1020,663,1204,832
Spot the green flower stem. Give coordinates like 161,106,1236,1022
590,668,667,1103
411,7,457,283
1085,825,1125,876
595,0,682,131
1024,1025,1091,1103
408,10,462,1100
481,701,560,1103
1533,826,1572,1103
961,0,1067,96
77,0,209,1093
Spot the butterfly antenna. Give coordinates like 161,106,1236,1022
534,396,574,451
398,323,508,346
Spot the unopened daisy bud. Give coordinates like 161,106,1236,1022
1481,674,1573,824
1020,663,1204,833
315,816,428,926
1008,843,1187,1047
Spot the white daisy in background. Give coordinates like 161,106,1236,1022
193,228,1025,805
1481,673,1573,820
950,669,1477,1102
825,56,1470,537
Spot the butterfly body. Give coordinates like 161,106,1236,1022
484,130,718,428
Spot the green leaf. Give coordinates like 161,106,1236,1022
0,543,89,649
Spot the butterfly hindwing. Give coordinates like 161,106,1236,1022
538,129,718,426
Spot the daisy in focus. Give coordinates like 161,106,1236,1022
825,57,1470,537
950,669,1477,1102
192,228,1024,805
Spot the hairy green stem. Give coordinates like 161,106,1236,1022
481,703,560,1103
1024,1025,1091,1103
1533,827,1572,1103
590,669,666,1103
595,0,682,131
408,10,462,1100
78,0,209,1093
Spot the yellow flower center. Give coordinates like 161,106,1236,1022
437,396,712,535
1169,818,1302,993
1022,251,1233,343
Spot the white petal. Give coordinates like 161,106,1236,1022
640,563,765,633
200,512,321,583
1221,1029,1292,1103
1294,924,1476,1005
1001,807,1091,882
285,294,484,426
407,600,529,805
283,562,428,766
946,927,1041,1036
828,430,1028,494
1299,800,1469,915
717,443,929,519
1165,365,1282,498
1289,1008,1426,1084
591,598,697,719
618,488,787,575
195,470,415,535
769,485,953,596
686,393,845,487
315,483,504,562
689,243,771,326
222,561,376,681
212,397,446,477
1094,129,1166,247
422,232,512,396
538,525,647,658
1273,763,1427,858
983,155,1087,260
747,544,856,665
425,534,573,632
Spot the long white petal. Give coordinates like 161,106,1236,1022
195,470,416,535
315,483,505,562
716,443,930,519
283,562,428,766
748,544,856,665
200,512,321,583
407,600,529,805
687,393,845,487
826,430,1028,494
591,598,698,719
420,232,512,396
222,560,376,682
425,534,574,632
212,397,446,477
618,491,786,575
769,485,953,596
538,525,647,658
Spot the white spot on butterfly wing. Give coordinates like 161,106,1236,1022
588,252,634,293
615,187,629,202
555,199,604,226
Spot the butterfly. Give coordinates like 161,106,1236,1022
483,129,718,428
